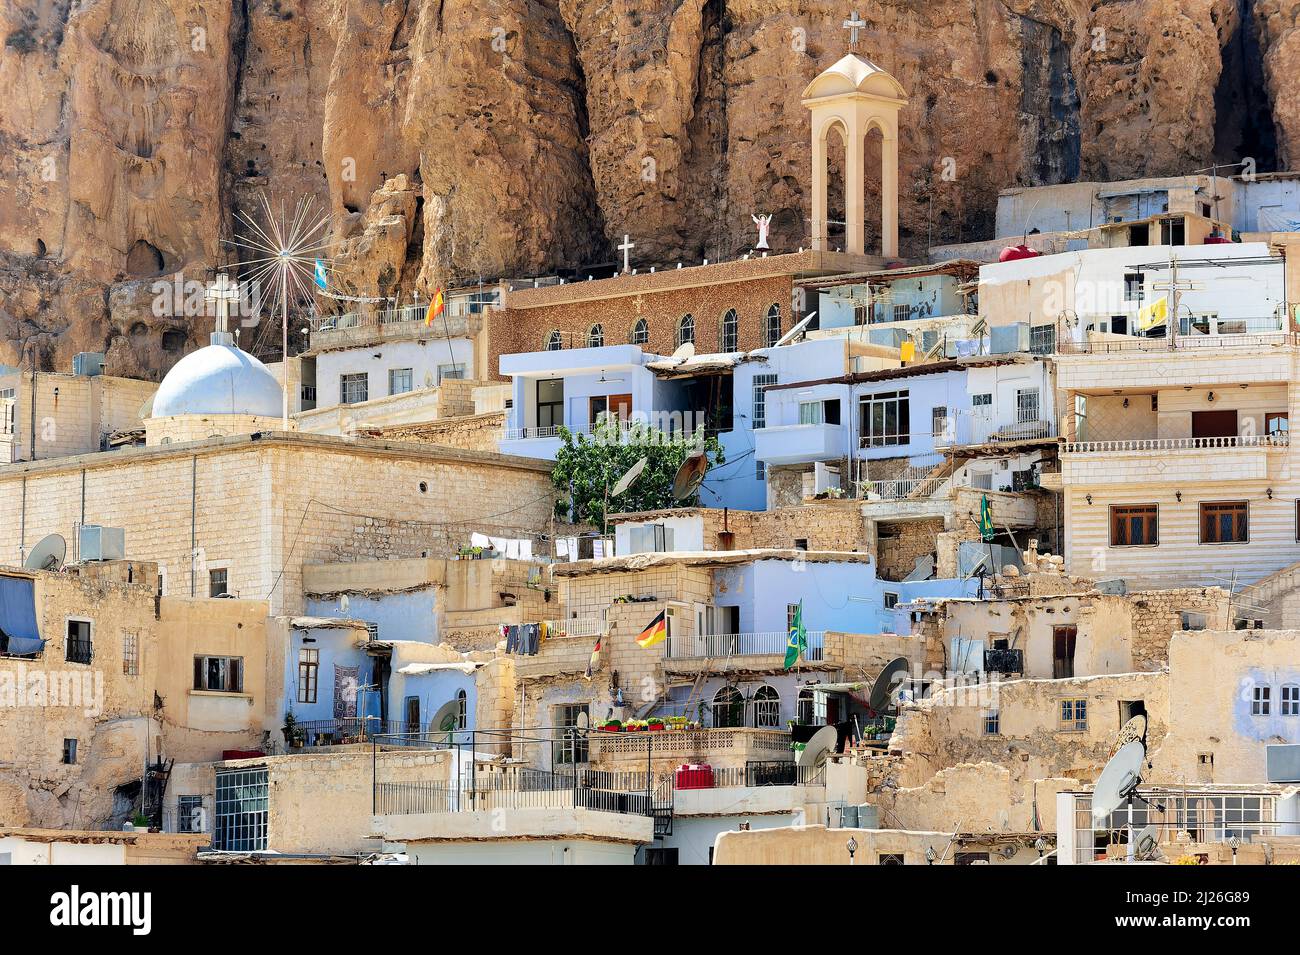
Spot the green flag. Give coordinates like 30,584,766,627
979,494,995,542
784,600,807,669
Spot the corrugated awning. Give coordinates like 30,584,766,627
0,575,45,656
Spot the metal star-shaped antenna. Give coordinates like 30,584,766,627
223,192,336,429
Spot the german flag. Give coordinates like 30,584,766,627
635,610,668,649
424,287,445,326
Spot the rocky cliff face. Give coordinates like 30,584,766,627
0,0,1287,375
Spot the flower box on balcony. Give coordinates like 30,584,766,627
647,722,665,732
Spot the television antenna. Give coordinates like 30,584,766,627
24,534,66,572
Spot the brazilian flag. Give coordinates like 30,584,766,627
979,494,995,542
784,600,807,669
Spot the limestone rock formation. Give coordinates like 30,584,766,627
0,0,1289,375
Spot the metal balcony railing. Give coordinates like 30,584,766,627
1059,330,1299,355
664,630,825,661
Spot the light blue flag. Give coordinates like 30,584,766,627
313,259,328,291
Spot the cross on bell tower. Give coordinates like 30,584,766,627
842,10,866,51
205,273,241,346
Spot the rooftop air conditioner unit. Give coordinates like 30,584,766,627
79,525,125,561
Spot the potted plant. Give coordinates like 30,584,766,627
666,716,688,731
647,719,666,732
599,719,622,733
282,711,305,748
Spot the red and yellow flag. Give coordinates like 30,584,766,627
585,635,602,679
424,287,445,326
635,610,668,649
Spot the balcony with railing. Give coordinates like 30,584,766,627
310,303,483,351
1061,433,1289,485
934,414,1057,449
589,725,795,767
1056,330,1299,392
663,629,825,662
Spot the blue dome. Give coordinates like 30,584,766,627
152,344,283,418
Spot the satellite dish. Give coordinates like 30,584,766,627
1132,824,1160,861
1091,740,1146,826
430,699,462,739
338,594,351,616
1117,712,1148,749
669,341,695,362
24,534,66,572
796,725,838,769
868,657,911,715
574,710,590,739
671,453,709,501
611,456,647,497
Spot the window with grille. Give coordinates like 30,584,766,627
931,405,949,438
676,314,695,347
297,648,319,704
340,373,368,404
972,393,992,407
65,620,92,665
545,330,563,351
122,631,139,676
1110,504,1158,546
1059,698,1087,731
587,324,604,347
214,768,268,852
719,309,738,352
389,367,413,395
1016,388,1041,423
892,303,911,322
765,304,782,346
0,388,14,435
1030,325,1056,354
456,689,468,729
756,460,766,481
1200,501,1248,544
630,318,648,345
194,655,243,693
752,374,778,429
209,568,228,598
983,710,1000,735
177,795,206,833
752,685,780,728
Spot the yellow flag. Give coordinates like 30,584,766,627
1136,296,1168,332
899,340,916,362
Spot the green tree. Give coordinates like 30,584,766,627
551,419,726,531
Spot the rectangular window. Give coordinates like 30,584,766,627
556,703,590,765
799,401,823,425
1059,698,1088,731
590,393,632,426
213,768,268,852
892,303,911,323
1253,686,1271,716
1124,273,1144,303
0,388,14,435
122,630,139,676
1282,685,1300,716
1030,324,1056,355
1267,412,1288,436
1200,501,1248,544
1180,611,1207,631
194,655,243,693
209,568,228,598
931,405,949,438
1016,388,1041,423
65,620,92,665
1110,504,1158,547
787,603,800,632
177,795,206,833
883,591,899,610
438,363,467,383
755,460,766,481
752,374,778,429
860,390,910,447
389,367,414,395
340,372,368,404
536,378,563,431
62,739,77,765
983,710,1000,736
297,648,319,704
972,393,992,407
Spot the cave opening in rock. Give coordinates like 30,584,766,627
1213,0,1277,172
126,239,165,276
160,328,187,353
